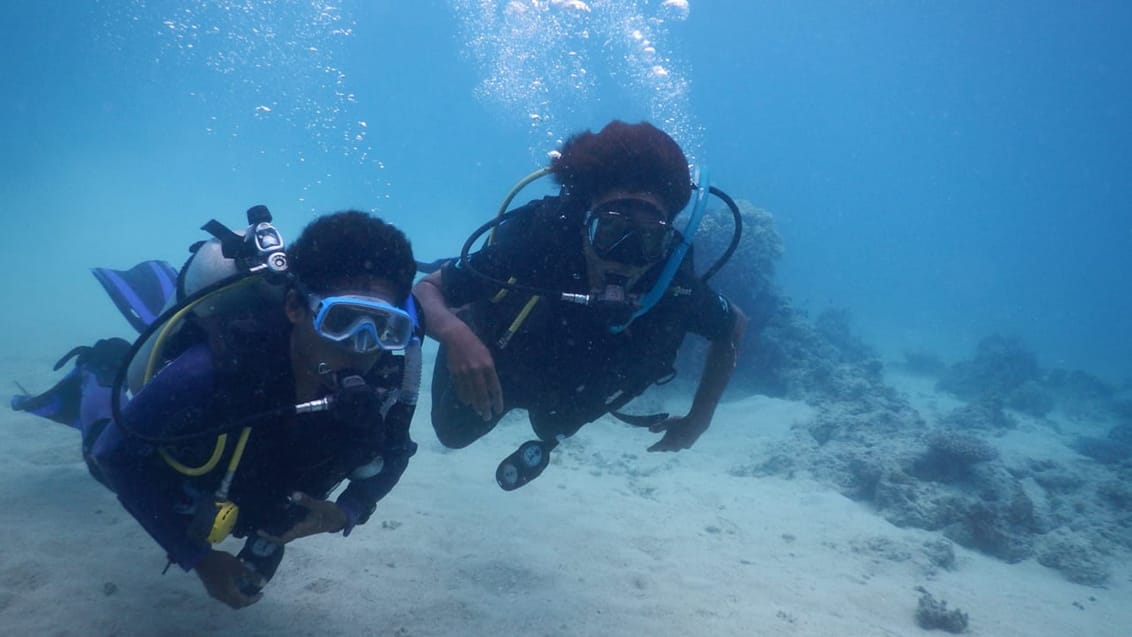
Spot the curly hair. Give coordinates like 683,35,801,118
549,120,691,217
287,210,415,303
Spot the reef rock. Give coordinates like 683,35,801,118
937,335,1040,401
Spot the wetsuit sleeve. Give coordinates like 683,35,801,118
90,344,217,571
334,401,417,533
684,279,739,342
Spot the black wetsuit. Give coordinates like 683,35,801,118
432,195,737,447
89,309,419,571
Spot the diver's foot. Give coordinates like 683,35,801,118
10,338,130,428
56,338,131,386
10,368,82,426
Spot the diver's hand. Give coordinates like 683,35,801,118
443,322,504,421
195,549,263,609
257,492,347,544
646,415,710,452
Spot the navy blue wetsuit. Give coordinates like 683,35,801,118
431,195,738,447
88,314,418,571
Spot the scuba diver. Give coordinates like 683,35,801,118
11,208,423,609
414,120,748,491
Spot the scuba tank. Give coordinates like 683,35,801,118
121,205,288,397
111,205,292,546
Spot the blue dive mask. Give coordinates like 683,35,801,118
307,294,415,353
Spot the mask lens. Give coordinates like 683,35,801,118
320,303,365,335
586,202,672,266
311,296,414,352
637,224,673,262
588,211,636,256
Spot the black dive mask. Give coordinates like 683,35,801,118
584,200,674,267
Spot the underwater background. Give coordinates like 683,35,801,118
3,3,1132,634
2,1,1131,385
2,1,1132,384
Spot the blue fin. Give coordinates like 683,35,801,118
11,367,82,428
92,261,179,333
10,338,131,429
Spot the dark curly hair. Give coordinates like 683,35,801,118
287,210,415,303
549,120,691,218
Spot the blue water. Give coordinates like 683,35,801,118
2,0,1130,382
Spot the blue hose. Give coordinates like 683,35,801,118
610,166,711,333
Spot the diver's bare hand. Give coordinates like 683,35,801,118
195,549,263,609
257,492,347,544
647,415,709,452
444,322,504,420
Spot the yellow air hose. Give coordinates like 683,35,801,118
488,167,550,246
146,277,261,476
484,167,552,345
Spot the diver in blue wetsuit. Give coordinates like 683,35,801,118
12,208,423,609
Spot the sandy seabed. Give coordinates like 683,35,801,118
0,351,1128,637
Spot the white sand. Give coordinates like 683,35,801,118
1,353,1128,636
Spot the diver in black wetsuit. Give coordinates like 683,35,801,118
415,121,748,490
12,209,423,609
